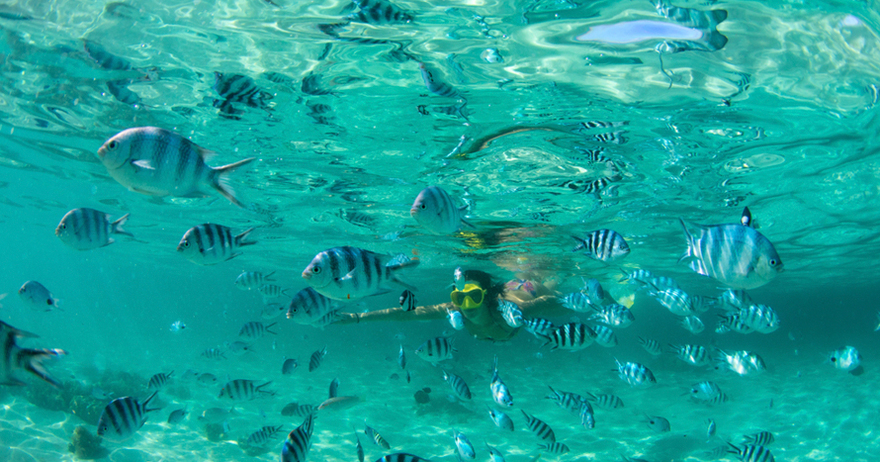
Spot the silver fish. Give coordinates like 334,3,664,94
645,414,671,433
453,430,475,459
410,186,472,234
572,229,630,262
743,431,774,446
282,358,298,375
523,317,555,337
546,386,589,414
681,315,705,334
167,408,187,425
559,292,593,313
201,348,225,360
585,392,624,409
239,321,277,339
728,444,775,462
147,370,173,390
707,418,717,440
487,406,514,431
829,346,861,372
592,324,618,347
177,223,255,265
679,218,783,289
415,337,455,362
670,344,712,367
447,309,464,330
497,300,524,328
18,281,59,311
97,127,255,207
235,271,276,290
442,370,471,400
617,360,656,387
287,287,337,324
55,208,132,249
539,323,595,351
97,392,159,441
649,286,696,316
490,356,513,407
688,381,723,401
716,349,766,376
486,443,506,462
364,422,391,449
538,442,569,454
399,289,416,311
302,246,418,301
398,344,406,369
418,63,460,98
0,321,67,387
590,304,634,328
638,337,663,356
258,284,286,299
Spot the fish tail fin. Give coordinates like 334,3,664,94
235,227,257,247
265,271,277,281
19,348,67,388
460,217,476,229
211,157,256,208
266,323,278,335
571,236,585,252
111,213,134,237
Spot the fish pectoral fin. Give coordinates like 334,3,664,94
131,159,156,170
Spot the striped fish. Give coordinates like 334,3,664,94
106,79,143,106
55,208,132,250
0,321,67,387
688,381,724,402
355,432,365,462
649,286,695,316
442,370,471,400
537,442,569,454
239,321,277,339
147,371,173,390
497,300,524,328
282,358,298,375
246,424,283,446
539,323,595,350
258,284,285,298
364,423,391,449
301,73,335,96
447,310,464,331
670,344,711,366
302,246,419,301
728,444,775,462
97,127,255,207
212,72,272,110
287,287,337,324
638,337,663,356
616,361,656,387
410,186,472,234
414,337,454,363
281,402,317,418
490,356,513,407
399,290,416,311
572,229,630,262
309,347,327,372
523,317,554,337
418,63,461,98
280,414,316,462
743,431,774,446
648,276,683,292
177,224,255,265
716,349,765,376
83,40,133,70
707,419,717,440
522,410,555,442
717,312,755,334
679,218,783,289
235,271,276,290
96,391,159,441
17,281,58,312
546,386,588,414
374,454,431,462
585,392,624,409
262,303,286,320
737,304,780,333
580,403,596,429
219,379,273,400
487,407,514,431
619,268,655,285
590,304,634,328
453,430,475,459
202,347,226,360
592,324,618,347
681,315,705,334
581,277,605,302
348,0,414,24
559,292,593,312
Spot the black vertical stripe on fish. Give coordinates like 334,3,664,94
309,347,327,372
521,410,556,442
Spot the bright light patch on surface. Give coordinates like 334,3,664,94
576,20,703,44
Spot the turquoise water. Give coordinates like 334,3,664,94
1,0,880,460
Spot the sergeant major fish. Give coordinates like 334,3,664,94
348,0,415,24
572,229,630,263
522,410,556,442
219,379,273,400
399,289,416,311
302,246,419,301
97,127,255,207
415,337,455,363
0,321,67,387
447,309,464,330
442,370,471,399
212,72,273,112
97,391,159,441
309,347,327,371
55,208,132,250
617,360,656,387
235,271,276,290
287,287,338,324
829,346,861,373
490,355,513,406
280,414,315,462
418,63,461,98
410,186,474,234
453,430,475,459
177,223,255,265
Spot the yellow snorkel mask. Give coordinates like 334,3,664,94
451,283,487,310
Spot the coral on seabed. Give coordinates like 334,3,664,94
68,426,109,460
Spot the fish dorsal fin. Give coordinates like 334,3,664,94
197,145,217,161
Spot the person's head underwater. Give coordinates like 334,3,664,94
449,269,502,312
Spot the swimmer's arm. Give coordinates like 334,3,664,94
517,294,569,317
334,303,451,325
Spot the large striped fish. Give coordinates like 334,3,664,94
280,414,316,462
177,223,255,265
219,379,274,400
212,72,273,112
410,186,473,234
55,208,132,250
97,127,255,207
539,323,595,351
0,321,67,387
302,246,418,301
679,216,783,289
97,391,159,441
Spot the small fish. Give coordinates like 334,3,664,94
169,320,186,333
0,321,67,387
486,443,506,462
442,370,471,400
329,378,339,398
219,379,273,400
539,323,595,351
559,292,593,312
246,424,283,447
447,309,464,330
201,348,226,360
874,311,880,331
398,344,406,369
829,346,861,372
546,386,589,414
355,432,365,462
538,442,570,454
309,347,327,372
197,373,218,386
167,407,187,424
572,229,630,262
679,217,783,289
235,271,276,290
581,277,605,302
585,392,624,409
497,300,524,328
302,246,418,301
261,303,286,320
453,430,475,459
364,423,391,449
83,40,133,70
239,321,278,339
281,402,316,418
55,208,132,250
97,127,255,207
399,290,416,311
301,72,335,96
590,304,634,328
638,337,663,356
147,370,173,390
282,358,298,375
348,0,414,24
727,444,775,462
737,304,780,334
213,72,272,110
522,410,556,442
198,406,234,423
287,287,338,324
716,349,766,376
741,206,753,227
523,317,555,337
410,186,472,234
592,325,618,348
258,284,286,299
106,79,144,106
418,63,460,98
617,360,656,387
681,315,705,334
645,414,671,433
487,407,514,431
580,403,596,429
670,344,712,367
743,431,775,446
490,356,514,407
688,381,723,401
453,266,465,291
373,454,431,462
280,414,316,462
97,392,159,441
177,223,255,265
18,281,59,312
619,268,655,285
649,286,696,316
707,418,717,440
415,337,455,363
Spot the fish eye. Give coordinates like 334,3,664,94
60,223,66,229
183,240,190,247
312,267,321,273
108,140,118,150
420,204,426,209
